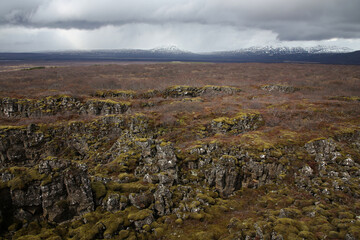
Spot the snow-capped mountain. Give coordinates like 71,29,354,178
42,45,353,56
215,45,354,56
305,45,353,53
150,45,191,54
1,45,359,64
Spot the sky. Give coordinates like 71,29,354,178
0,0,360,52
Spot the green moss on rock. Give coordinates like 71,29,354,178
128,209,153,221
91,181,107,200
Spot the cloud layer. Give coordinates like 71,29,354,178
1,0,360,52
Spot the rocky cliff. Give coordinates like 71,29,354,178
0,96,131,118
0,85,359,240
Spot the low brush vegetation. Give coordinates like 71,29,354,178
0,62,359,239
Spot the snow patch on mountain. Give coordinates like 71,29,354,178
150,45,191,54
228,45,353,55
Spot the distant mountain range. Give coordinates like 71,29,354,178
1,46,359,64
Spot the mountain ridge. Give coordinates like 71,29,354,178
0,46,359,65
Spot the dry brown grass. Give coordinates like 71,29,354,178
0,62,359,147
0,62,359,98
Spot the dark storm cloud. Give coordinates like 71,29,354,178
1,0,360,41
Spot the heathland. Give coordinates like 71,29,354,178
0,62,359,239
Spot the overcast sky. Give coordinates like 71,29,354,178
1,0,360,52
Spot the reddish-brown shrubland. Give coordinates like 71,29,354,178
0,62,359,146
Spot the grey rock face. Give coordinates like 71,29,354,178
129,192,154,209
154,184,173,216
206,155,241,196
114,139,179,186
305,138,339,176
261,84,299,93
8,161,94,223
0,96,130,119
133,214,155,229
163,86,201,98
85,100,130,115
162,85,241,98
63,168,94,216
104,194,120,212
296,137,360,199
11,184,42,208
305,138,336,157
211,113,264,134
300,165,314,177
241,159,284,189
41,179,67,222
0,114,138,165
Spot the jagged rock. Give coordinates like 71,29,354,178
155,143,177,170
201,85,241,95
206,155,241,196
241,159,284,188
11,184,42,208
85,99,130,115
9,184,42,223
0,96,78,118
68,137,90,157
0,98,21,117
0,114,148,166
143,173,159,184
300,165,313,177
0,96,130,118
104,194,120,212
63,168,94,217
154,184,173,216
196,143,284,195
41,179,68,222
128,209,155,229
162,85,241,98
296,137,360,200
130,141,178,185
211,112,264,134
254,223,264,240
163,86,201,98
129,192,154,209
38,158,69,174
305,138,336,157
6,161,94,223
134,214,154,229
41,165,94,222
158,172,176,185
305,138,339,176
261,84,299,93
94,90,136,99
134,138,156,158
